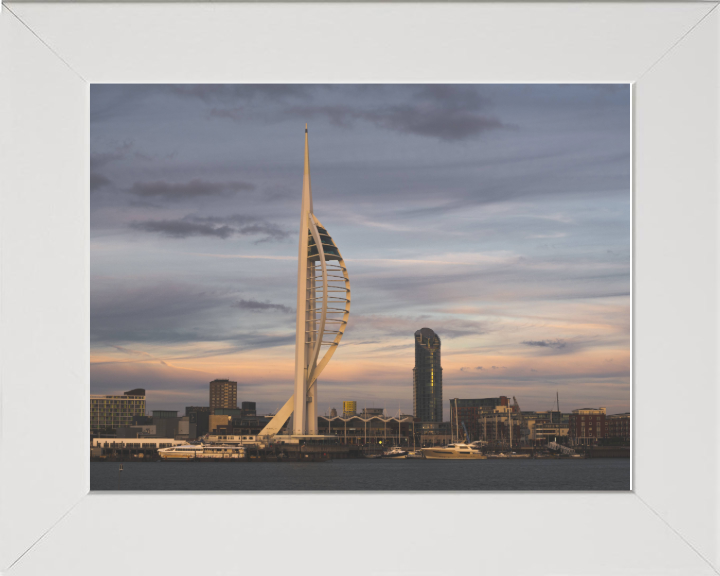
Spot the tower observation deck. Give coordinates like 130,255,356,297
259,127,351,438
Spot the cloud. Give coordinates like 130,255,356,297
91,281,298,350
129,179,255,200
288,102,506,142
491,366,507,370
170,84,311,103
475,366,483,370
231,299,293,314
90,141,133,168
91,172,112,191
198,84,505,141
129,214,289,242
130,220,235,239
522,339,567,349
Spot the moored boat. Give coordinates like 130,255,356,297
421,443,486,460
383,447,408,458
158,443,246,460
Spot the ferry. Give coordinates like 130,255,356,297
205,434,264,448
421,443,486,460
158,443,247,460
383,447,408,458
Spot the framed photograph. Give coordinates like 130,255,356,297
1,2,718,575
88,82,632,492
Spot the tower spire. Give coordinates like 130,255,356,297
304,124,312,213
258,126,351,439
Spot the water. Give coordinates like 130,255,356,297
92,458,630,491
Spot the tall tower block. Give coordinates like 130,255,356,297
413,328,443,422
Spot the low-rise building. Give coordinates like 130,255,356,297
241,401,257,417
186,406,212,437
606,412,631,441
569,407,607,445
116,424,157,437
153,410,180,438
208,414,232,434
318,414,422,446
90,437,185,459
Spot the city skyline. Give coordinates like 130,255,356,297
91,84,631,420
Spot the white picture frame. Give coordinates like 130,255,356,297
1,2,718,575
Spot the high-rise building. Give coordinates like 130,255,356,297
329,407,338,418
90,388,146,434
343,400,357,418
241,401,257,417
413,328,443,422
209,379,237,409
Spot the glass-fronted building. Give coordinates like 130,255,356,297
413,328,443,422
90,388,146,434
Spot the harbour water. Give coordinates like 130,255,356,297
92,458,629,491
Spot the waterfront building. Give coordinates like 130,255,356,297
209,414,232,434
241,401,256,417
209,379,237,409
522,410,570,444
177,416,197,440
153,410,180,438
416,421,452,446
258,126,352,439
318,414,416,446
214,407,244,418
361,407,384,418
413,328,443,422
606,412,631,441
533,421,570,444
132,415,152,425
116,424,157,438
449,397,509,442
90,388,146,434
343,401,357,418
569,407,607,445
230,415,272,435
185,406,212,437
91,437,184,460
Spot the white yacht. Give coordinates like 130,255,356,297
421,443,486,460
383,447,409,458
158,443,246,460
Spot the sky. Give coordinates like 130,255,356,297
90,84,630,420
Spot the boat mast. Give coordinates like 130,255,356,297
455,399,460,443
509,410,513,448
398,405,400,447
